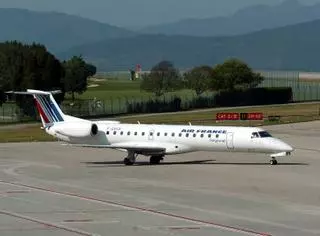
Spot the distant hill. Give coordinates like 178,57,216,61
59,19,320,71
0,8,135,53
139,0,320,37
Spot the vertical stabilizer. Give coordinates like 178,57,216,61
6,89,65,128
32,93,65,127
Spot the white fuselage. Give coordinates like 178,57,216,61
48,122,293,156
10,89,294,165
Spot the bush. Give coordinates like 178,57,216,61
215,87,293,107
184,96,215,110
126,96,181,114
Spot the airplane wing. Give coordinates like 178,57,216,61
63,142,166,155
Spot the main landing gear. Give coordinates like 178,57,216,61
149,155,164,165
270,157,278,165
123,151,137,166
123,152,164,166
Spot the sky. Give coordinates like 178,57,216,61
1,0,320,28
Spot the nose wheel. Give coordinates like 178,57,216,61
270,157,278,165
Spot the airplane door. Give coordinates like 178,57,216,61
226,132,234,149
148,129,155,141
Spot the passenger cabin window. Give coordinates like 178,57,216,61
208,134,211,138
106,131,109,135
127,131,130,135
179,133,182,137
200,134,204,138
142,132,145,136
193,134,196,137
258,131,272,138
134,132,137,136
164,132,168,136
113,131,117,135
172,133,175,137
157,132,160,136
120,131,123,135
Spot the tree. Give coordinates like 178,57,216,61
85,63,97,77
62,56,96,101
211,58,264,91
183,65,213,96
140,60,182,96
0,41,64,107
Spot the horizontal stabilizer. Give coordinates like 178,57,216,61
6,89,62,95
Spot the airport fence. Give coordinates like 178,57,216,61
2,71,320,123
258,70,320,101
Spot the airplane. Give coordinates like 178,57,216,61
7,89,294,166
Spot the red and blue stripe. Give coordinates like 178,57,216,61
34,95,64,124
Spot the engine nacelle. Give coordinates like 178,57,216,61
53,122,99,138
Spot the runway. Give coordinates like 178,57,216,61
0,121,320,235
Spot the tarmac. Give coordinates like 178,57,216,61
0,121,320,236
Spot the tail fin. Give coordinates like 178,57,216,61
31,90,65,127
6,89,65,127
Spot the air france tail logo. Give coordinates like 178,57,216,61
34,95,64,123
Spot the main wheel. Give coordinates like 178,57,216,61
124,158,134,166
150,156,163,165
270,159,278,165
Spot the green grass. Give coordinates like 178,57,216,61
1,103,319,143
64,78,202,101
0,124,55,143
62,76,320,103
118,103,320,126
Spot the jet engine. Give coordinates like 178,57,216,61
52,122,99,138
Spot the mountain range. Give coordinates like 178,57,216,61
60,19,320,71
1,1,320,71
0,8,134,52
139,0,320,37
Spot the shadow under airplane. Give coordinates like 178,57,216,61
82,159,309,168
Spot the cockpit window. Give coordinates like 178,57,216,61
258,131,272,138
251,132,259,138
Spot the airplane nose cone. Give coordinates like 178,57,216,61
282,143,294,152
270,139,294,152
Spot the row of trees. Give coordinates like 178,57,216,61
0,41,96,105
140,59,264,96
0,41,264,105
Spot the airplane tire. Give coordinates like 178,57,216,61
270,159,278,165
124,158,134,166
150,156,163,165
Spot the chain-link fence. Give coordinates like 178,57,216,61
59,92,216,118
258,70,320,102
2,71,320,123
